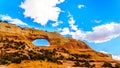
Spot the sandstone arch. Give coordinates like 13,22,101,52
0,22,68,47
0,22,115,65
0,22,91,49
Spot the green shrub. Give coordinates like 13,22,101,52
61,48,69,53
83,61,90,67
9,39,14,44
79,59,87,62
67,57,74,61
71,54,91,60
0,52,29,64
3,44,13,49
14,41,26,49
89,60,95,62
102,62,112,67
0,59,11,65
57,61,63,64
74,61,80,66
115,63,120,68
57,55,64,60
90,64,95,68
0,38,3,42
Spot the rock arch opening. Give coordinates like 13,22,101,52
32,38,50,46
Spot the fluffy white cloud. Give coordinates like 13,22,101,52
58,28,62,31
60,21,120,43
0,15,27,26
60,13,84,39
20,0,64,26
52,21,63,27
60,27,71,35
68,13,78,31
112,55,120,60
78,5,85,9
84,22,120,43
71,30,85,40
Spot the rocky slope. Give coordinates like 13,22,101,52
0,22,119,68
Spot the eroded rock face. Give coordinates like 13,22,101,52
0,22,66,46
0,22,114,62
0,22,89,49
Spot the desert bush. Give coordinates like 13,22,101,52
14,41,26,49
0,52,29,64
82,61,90,67
71,54,91,59
0,59,11,64
74,61,80,66
57,61,63,64
115,63,120,68
79,59,87,62
5,38,9,42
67,57,74,61
57,55,64,60
3,44,13,49
61,48,69,53
9,39,14,44
90,64,95,68
102,62,113,67
73,60,94,67
89,60,95,62
0,38,2,42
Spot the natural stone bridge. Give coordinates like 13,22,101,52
0,22,113,61
0,22,90,49
0,22,70,46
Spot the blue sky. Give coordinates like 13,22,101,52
0,0,120,60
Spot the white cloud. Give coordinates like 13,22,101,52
71,30,85,40
20,0,64,26
68,16,75,25
0,15,28,26
58,28,62,31
60,13,84,39
84,22,120,43
78,5,85,9
70,25,78,31
94,20,102,23
112,55,120,60
52,21,63,27
68,13,78,31
60,21,120,43
60,27,71,35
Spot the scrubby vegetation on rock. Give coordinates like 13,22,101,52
115,63,120,68
102,62,113,67
0,22,120,68
73,60,95,67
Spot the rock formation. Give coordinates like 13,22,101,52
0,22,89,49
0,22,116,65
